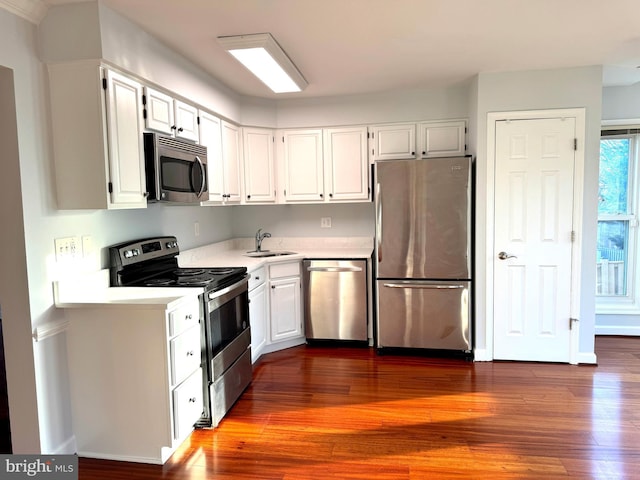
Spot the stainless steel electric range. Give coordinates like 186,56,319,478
109,236,252,428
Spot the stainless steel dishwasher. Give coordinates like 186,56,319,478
302,259,368,341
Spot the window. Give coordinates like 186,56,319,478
597,129,639,313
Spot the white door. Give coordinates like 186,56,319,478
493,117,576,362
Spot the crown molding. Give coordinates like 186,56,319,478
0,0,48,24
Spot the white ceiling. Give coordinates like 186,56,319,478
43,0,640,99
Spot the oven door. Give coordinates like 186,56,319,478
206,276,250,380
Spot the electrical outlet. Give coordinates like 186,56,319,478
55,236,82,262
82,235,93,257
321,217,332,228
194,221,200,237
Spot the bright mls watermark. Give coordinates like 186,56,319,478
0,455,77,479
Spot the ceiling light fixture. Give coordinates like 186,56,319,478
217,33,307,93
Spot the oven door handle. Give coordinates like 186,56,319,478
207,275,249,310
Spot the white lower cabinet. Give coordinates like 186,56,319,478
267,261,304,346
64,295,203,465
248,266,268,362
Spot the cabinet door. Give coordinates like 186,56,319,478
269,276,302,342
104,70,147,208
144,86,174,135
249,282,267,362
174,100,199,142
243,127,276,203
281,129,324,202
418,120,466,157
221,121,242,203
370,123,417,161
199,110,224,203
323,126,369,202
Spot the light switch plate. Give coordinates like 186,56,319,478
320,217,332,228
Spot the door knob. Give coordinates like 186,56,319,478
498,251,517,260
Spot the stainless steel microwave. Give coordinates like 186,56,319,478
144,133,208,203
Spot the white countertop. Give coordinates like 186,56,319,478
179,236,373,271
54,270,203,310
54,237,373,308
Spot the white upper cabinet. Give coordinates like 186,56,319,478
103,70,148,208
199,113,241,204
174,100,199,142
323,126,369,202
242,127,276,204
220,120,242,203
418,120,466,158
47,62,146,209
144,86,199,142
369,123,417,161
198,110,223,203
280,129,324,203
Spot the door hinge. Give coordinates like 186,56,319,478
142,94,146,106
569,317,579,330
102,78,107,90
143,109,147,120
574,138,577,151
570,230,576,243
108,182,113,194
197,116,200,125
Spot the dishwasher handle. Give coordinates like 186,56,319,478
307,266,363,273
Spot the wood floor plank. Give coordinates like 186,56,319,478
78,336,640,479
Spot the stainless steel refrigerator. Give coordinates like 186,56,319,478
375,156,472,353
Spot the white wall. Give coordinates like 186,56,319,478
474,66,603,362
1,4,240,455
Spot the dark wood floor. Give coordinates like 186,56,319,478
79,336,640,479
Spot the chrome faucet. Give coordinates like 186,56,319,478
255,228,271,252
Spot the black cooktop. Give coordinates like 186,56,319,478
108,236,247,291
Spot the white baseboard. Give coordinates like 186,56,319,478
576,352,598,365
49,435,76,455
595,325,640,336
472,348,491,361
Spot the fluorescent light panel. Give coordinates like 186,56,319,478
218,33,307,93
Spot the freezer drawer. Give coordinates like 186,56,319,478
303,259,367,341
376,279,471,351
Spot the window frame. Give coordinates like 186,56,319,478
597,124,640,315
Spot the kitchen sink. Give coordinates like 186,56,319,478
244,250,297,258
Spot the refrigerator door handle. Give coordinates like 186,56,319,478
307,266,363,273
383,283,465,289
376,182,382,263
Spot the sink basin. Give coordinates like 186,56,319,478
244,250,297,258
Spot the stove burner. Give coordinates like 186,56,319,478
174,268,206,277
144,278,175,286
176,275,213,286
208,268,234,275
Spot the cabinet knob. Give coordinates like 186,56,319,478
255,276,260,281
411,151,415,156
143,192,149,198
271,285,276,289
422,151,426,155
186,314,192,320
188,397,197,403
247,195,251,199
319,193,323,198
171,125,177,130
187,350,195,356
329,193,333,198
178,127,184,133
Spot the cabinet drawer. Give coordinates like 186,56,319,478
269,261,300,279
169,300,200,336
172,368,203,441
170,325,201,386
249,266,266,290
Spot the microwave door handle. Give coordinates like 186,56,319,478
195,155,206,198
